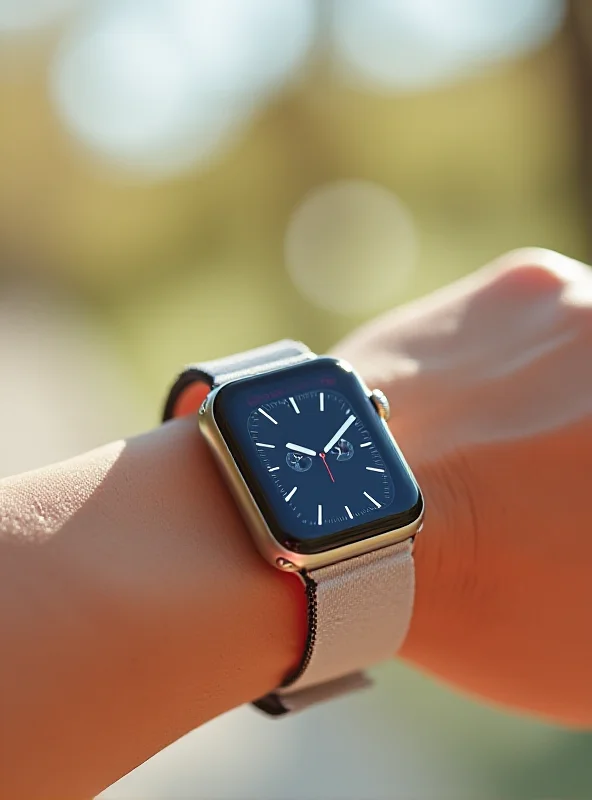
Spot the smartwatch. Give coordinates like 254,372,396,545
163,340,423,716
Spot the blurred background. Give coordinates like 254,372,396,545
1,0,592,797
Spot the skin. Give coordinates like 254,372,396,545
1,248,591,798
340,247,592,723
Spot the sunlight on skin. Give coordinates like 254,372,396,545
3,250,592,799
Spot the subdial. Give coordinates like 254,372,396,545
331,438,354,462
286,452,313,472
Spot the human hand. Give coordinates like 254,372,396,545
5,248,592,799
336,248,592,726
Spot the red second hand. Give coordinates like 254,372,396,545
319,453,335,483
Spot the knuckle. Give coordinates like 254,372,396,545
497,247,592,287
493,248,575,292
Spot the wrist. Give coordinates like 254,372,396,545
101,417,307,726
392,414,476,679
155,418,307,716
0,419,307,798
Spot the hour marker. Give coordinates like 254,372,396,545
317,504,323,525
258,408,278,425
364,491,381,508
268,466,280,472
366,467,385,473
345,505,353,520
319,392,324,411
256,442,275,448
285,486,298,502
360,442,372,448
289,396,300,414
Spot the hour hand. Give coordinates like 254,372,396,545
286,442,317,457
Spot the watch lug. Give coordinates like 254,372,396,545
276,557,299,572
370,389,390,421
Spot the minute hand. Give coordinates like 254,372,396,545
323,414,356,453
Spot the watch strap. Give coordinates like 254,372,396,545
162,340,416,716
253,672,372,716
162,339,314,421
254,538,414,715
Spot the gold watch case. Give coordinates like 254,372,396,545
198,358,423,572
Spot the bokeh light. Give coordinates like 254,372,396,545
165,0,316,99
285,180,417,315
50,0,316,178
51,3,205,175
331,0,566,93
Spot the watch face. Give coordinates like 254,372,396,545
213,357,422,554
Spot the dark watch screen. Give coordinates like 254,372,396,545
213,357,422,554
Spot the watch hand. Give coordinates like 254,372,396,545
319,452,335,483
323,414,356,453
286,442,317,457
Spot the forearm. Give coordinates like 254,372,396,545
4,249,592,796
0,418,307,799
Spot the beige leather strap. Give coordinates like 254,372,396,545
254,539,414,715
162,341,416,716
